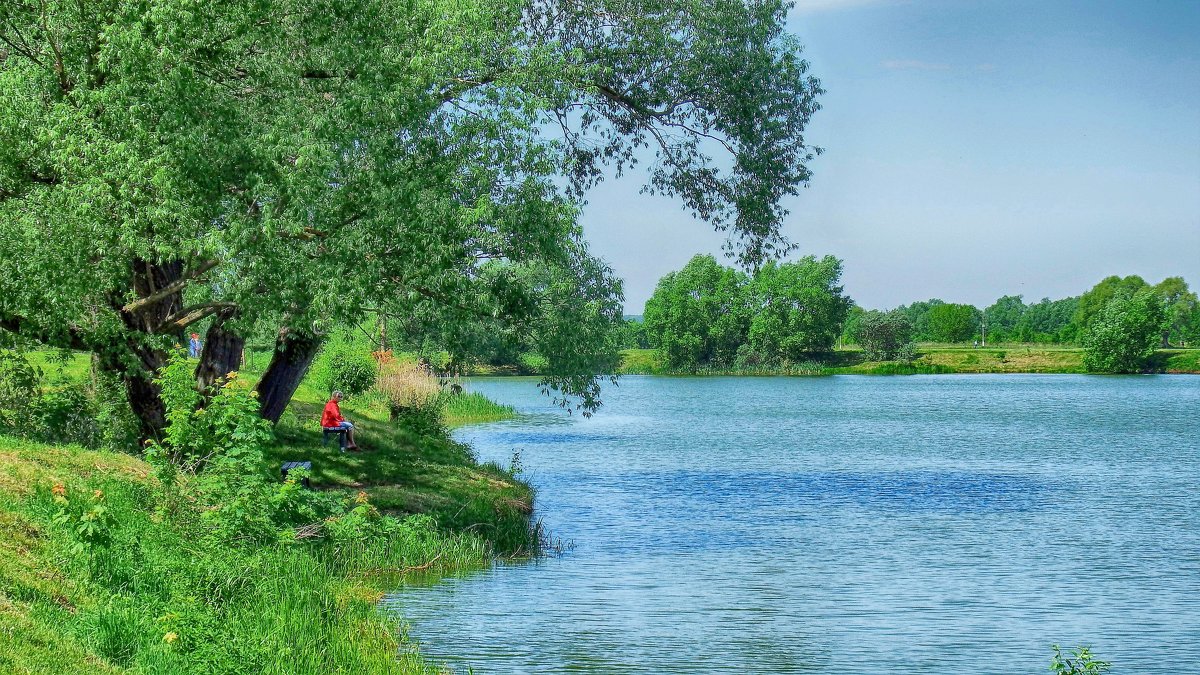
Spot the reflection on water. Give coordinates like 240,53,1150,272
384,375,1200,674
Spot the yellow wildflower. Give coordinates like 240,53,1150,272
163,632,178,644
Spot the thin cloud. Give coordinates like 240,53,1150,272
881,59,952,71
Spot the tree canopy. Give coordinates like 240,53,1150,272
0,0,824,436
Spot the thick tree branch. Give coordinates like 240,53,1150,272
122,259,220,314
154,302,238,334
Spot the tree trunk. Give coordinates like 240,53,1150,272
256,327,323,424
195,309,246,393
97,342,168,443
97,258,185,443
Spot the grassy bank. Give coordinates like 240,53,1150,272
618,346,1200,375
0,435,500,674
0,351,532,673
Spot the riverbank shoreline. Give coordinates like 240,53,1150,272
614,347,1200,376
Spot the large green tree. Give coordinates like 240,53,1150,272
983,295,1025,343
1082,289,1166,373
1015,296,1079,343
895,299,945,342
0,0,823,438
926,303,979,343
1152,277,1198,347
643,254,750,368
1075,275,1148,330
745,255,850,360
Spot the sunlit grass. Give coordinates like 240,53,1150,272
444,392,517,426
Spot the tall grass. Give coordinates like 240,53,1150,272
0,441,491,674
375,360,442,414
444,392,516,426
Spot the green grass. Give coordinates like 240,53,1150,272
443,392,517,426
0,436,493,674
1161,349,1200,373
0,349,538,673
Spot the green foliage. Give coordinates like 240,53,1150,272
644,253,851,369
1017,296,1080,343
0,349,138,451
1083,289,1166,373
149,350,333,545
616,318,650,350
310,334,377,397
853,310,916,361
1153,276,1198,347
926,303,980,343
983,294,1026,342
1075,275,1149,330
895,299,945,341
0,349,41,430
746,256,852,360
1050,645,1111,674
644,254,751,368
0,0,823,434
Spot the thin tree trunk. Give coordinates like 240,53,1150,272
195,309,246,393
256,327,323,424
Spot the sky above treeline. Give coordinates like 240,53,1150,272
578,0,1200,313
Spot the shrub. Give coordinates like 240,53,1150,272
32,386,100,448
309,336,377,396
854,310,916,361
0,349,42,431
148,350,338,545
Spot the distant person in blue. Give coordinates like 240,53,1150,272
189,332,201,358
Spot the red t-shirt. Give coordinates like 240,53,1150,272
321,400,344,428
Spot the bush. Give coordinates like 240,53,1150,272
0,350,138,451
310,336,377,396
33,387,101,448
0,349,42,431
854,310,916,361
149,350,339,545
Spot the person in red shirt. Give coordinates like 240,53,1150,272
321,390,359,451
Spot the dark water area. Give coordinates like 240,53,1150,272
383,375,1200,673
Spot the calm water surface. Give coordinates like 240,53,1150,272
384,375,1200,673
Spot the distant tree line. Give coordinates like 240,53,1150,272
638,254,852,370
626,257,1200,374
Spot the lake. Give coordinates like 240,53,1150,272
384,375,1200,673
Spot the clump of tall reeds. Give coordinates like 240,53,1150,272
374,360,442,421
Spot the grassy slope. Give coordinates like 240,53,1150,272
266,377,531,550
0,354,532,673
618,346,1200,375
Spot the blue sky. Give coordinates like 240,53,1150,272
579,0,1200,312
